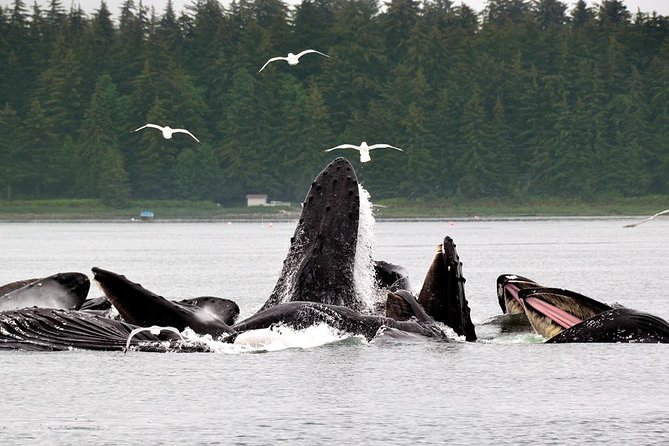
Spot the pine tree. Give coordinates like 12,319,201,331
571,0,594,28
3,0,32,112
45,0,66,37
76,74,129,198
456,86,496,198
16,98,70,197
381,0,421,65
98,146,132,208
33,35,85,138
81,1,115,94
131,97,173,198
112,0,148,96
174,144,221,200
0,104,21,200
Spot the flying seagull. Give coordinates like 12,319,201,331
325,142,404,163
125,325,184,353
133,124,201,143
258,49,329,73
623,209,669,228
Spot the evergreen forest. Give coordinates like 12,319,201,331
1,0,668,207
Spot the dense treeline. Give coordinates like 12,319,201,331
1,0,668,207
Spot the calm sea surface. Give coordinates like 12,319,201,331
0,218,667,445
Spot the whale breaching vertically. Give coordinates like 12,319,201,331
258,49,329,73
325,142,404,163
133,123,201,143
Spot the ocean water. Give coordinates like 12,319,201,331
0,218,667,444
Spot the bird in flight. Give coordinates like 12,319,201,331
325,142,404,163
133,124,201,143
258,49,329,73
623,209,669,228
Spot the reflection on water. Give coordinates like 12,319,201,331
0,219,667,444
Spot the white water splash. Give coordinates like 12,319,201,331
172,324,358,354
483,333,547,344
234,323,358,351
354,184,380,313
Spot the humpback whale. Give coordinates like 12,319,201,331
79,294,240,325
418,237,477,341
232,298,445,342
496,274,542,315
0,272,90,312
0,278,39,296
0,155,486,350
546,308,669,343
495,275,669,343
91,267,235,338
374,260,410,291
259,157,363,312
0,307,212,352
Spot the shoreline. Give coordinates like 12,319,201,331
0,215,653,224
1,196,667,222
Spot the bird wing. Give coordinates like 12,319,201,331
125,325,183,352
325,144,360,152
173,128,201,143
296,49,330,59
624,208,669,228
133,123,162,132
368,144,403,152
258,57,286,73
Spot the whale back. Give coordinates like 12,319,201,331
547,308,669,343
179,296,240,326
0,273,90,311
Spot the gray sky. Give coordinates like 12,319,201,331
2,1,668,17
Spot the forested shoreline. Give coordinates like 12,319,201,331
1,0,668,207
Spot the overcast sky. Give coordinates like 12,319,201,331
2,0,668,18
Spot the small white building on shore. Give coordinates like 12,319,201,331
246,194,268,206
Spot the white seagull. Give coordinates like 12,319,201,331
325,142,404,163
258,49,329,73
125,325,184,353
623,209,669,228
133,123,201,143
